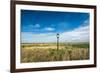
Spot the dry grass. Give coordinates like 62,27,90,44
21,43,89,63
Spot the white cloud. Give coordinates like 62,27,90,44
44,27,55,31
60,25,89,42
22,24,40,32
81,19,89,26
21,32,56,43
21,25,89,43
33,24,40,28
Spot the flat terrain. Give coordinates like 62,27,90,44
21,43,89,63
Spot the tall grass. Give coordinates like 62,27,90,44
21,43,89,63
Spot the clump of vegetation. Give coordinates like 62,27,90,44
21,43,89,63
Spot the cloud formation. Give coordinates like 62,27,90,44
60,25,89,42
44,27,55,31
33,24,40,28
21,24,89,43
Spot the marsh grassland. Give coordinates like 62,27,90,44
21,43,89,63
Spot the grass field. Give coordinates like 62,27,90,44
21,43,89,63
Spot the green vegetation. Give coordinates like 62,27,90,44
21,43,89,63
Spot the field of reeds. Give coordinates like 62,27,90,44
21,43,89,63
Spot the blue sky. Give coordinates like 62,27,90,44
21,10,90,43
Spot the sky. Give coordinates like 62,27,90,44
21,10,90,43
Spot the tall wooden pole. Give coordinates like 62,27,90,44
57,33,59,51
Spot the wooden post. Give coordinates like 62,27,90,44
56,33,59,51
